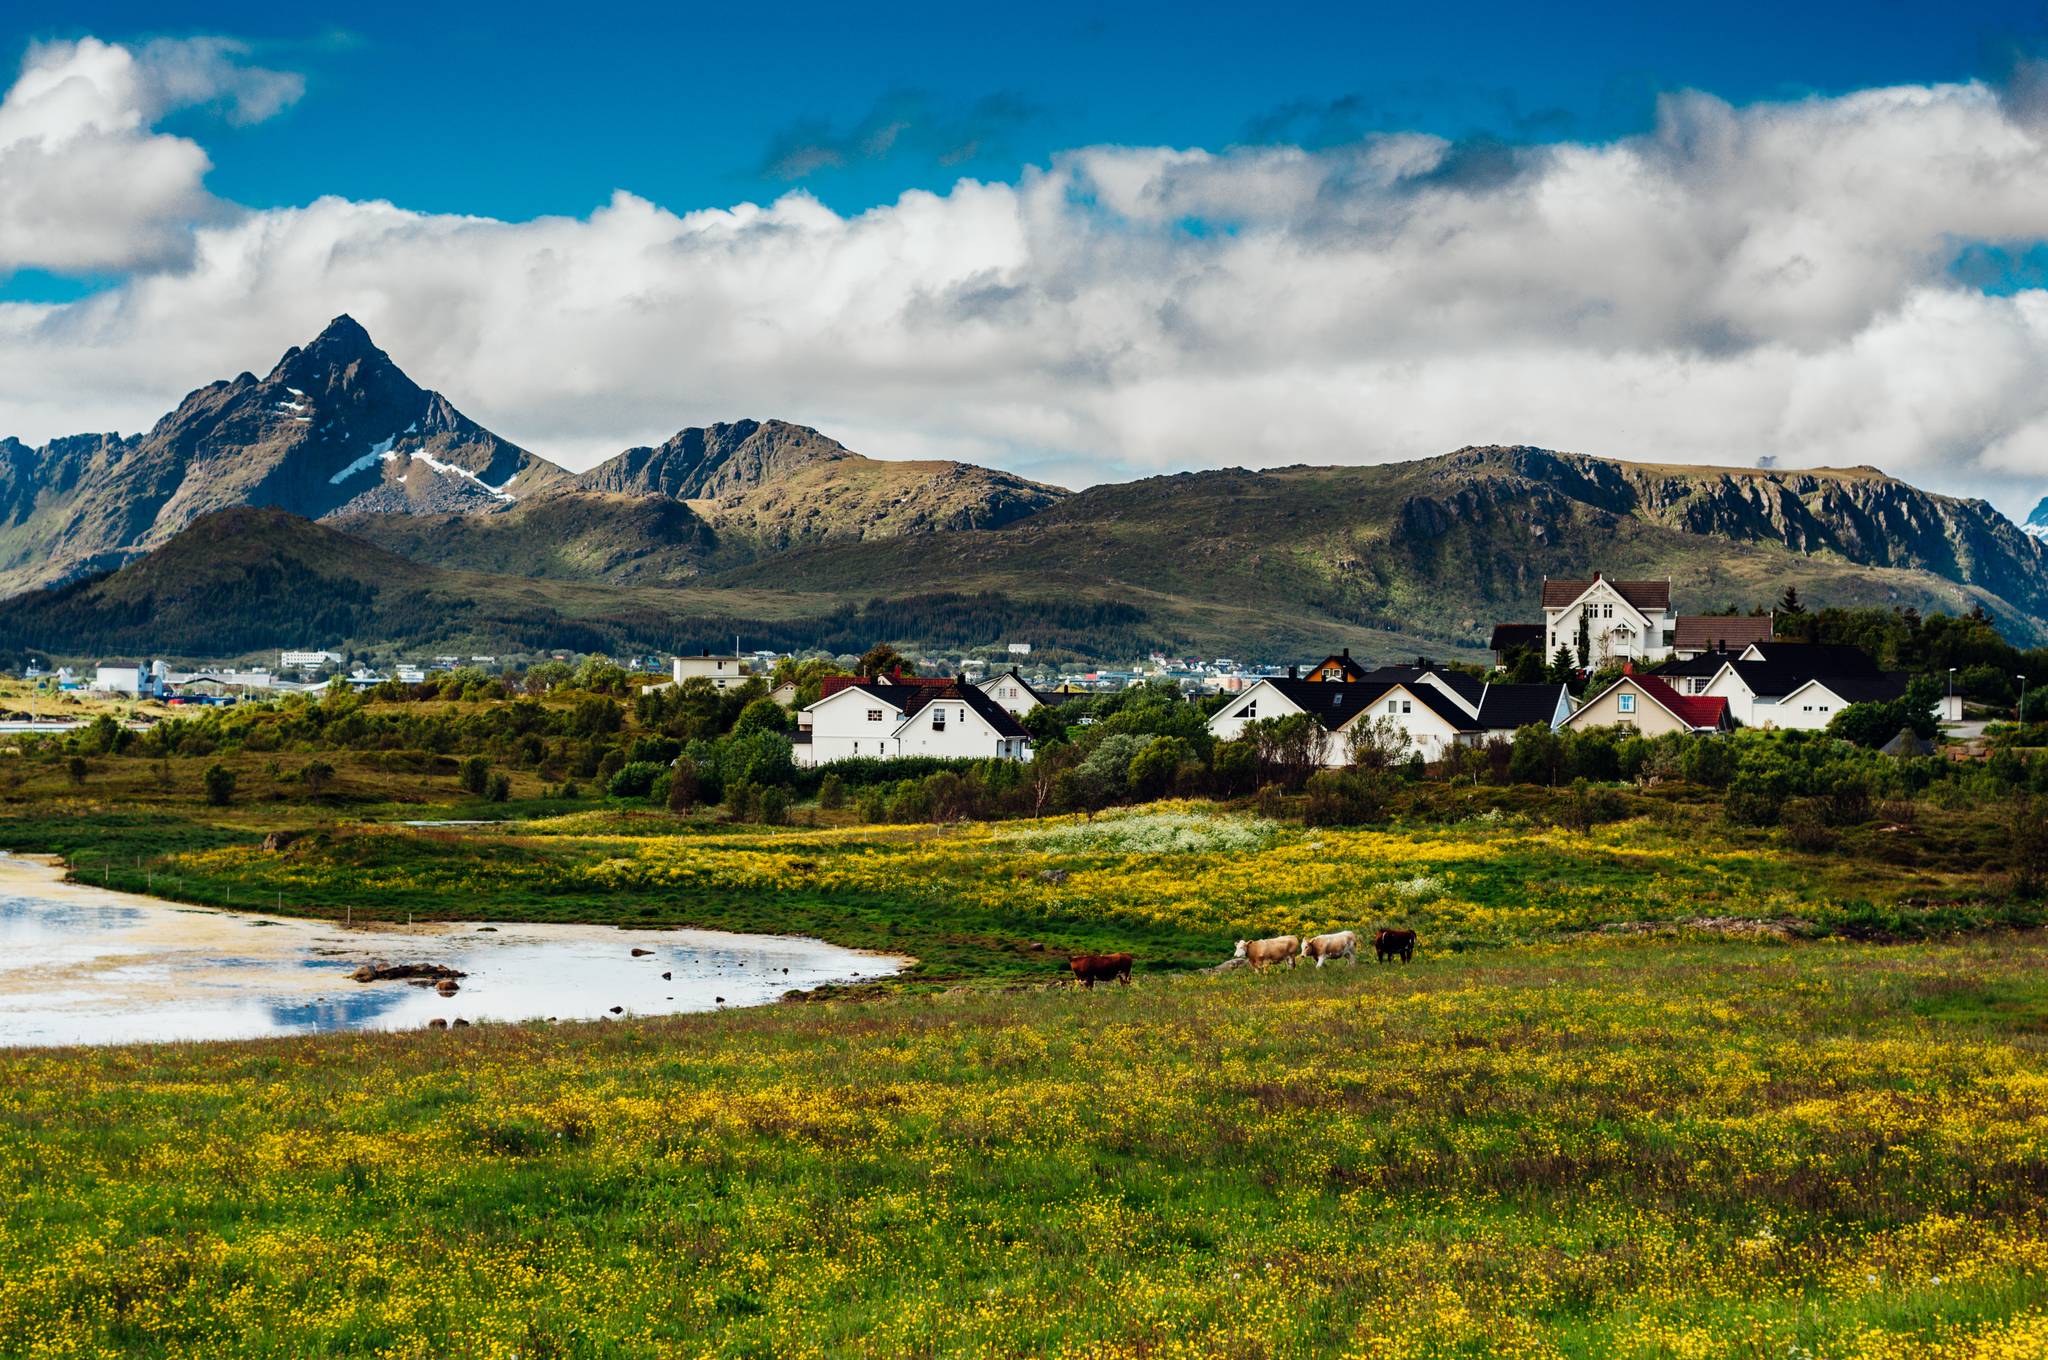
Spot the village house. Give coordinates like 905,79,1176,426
1696,641,1911,730
796,677,1033,767
1542,575,1677,665
1489,624,1544,667
978,666,1053,717
670,651,750,690
1300,649,1369,683
1206,663,1574,766
1670,613,1774,660
1559,666,1731,736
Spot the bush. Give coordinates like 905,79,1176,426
485,772,511,803
1211,741,1257,796
1677,739,1736,789
1303,769,1391,826
65,756,87,785
459,755,490,796
596,749,627,786
1557,778,1622,833
758,787,789,826
1128,736,1191,800
1782,798,1838,851
725,780,759,821
667,757,699,814
607,761,667,799
202,763,236,807
817,774,845,811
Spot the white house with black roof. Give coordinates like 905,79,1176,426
977,667,1052,717
1206,666,1573,765
796,678,1034,767
1697,641,1913,729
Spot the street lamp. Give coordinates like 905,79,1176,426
2021,674,2029,725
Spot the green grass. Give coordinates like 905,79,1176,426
4,940,2048,1356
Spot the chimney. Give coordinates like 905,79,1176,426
1287,665,1299,679
1622,661,1634,675
1341,647,1350,658
1593,570,1602,581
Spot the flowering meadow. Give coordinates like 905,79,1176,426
3,937,2048,1357
30,800,2028,980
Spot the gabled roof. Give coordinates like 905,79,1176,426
818,673,953,701
1474,683,1570,731
1674,614,1774,651
1541,577,1671,610
1783,673,1909,705
980,667,1050,704
1630,671,1730,728
1742,642,1879,676
1303,651,1369,682
1489,623,1544,652
1657,650,1741,679
809,678,1032,739
1572,669,1728,730
1258,677,1481,733
1360,665,1487,713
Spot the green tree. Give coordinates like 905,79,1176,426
758,786,789,826
731,697,790,737
857,644,907,680
485,772,512,803
459,755,490,796
65,755,87,785
1128,736,1190,800
202,764,237,807
667,757,700,815
1778,584,1806,617
301,760,336,798
817,773,845,811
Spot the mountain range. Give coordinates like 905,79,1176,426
3,317,2045,662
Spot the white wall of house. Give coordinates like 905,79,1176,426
94,665,144,696
672,655,749,690
1701,666,1764,726
894,699,1031,761
1560,679,1699,737
1207,681,1469,766
978,673,1042,717
802,688,904,764
1341,687,1467,763
1765,681,1853,731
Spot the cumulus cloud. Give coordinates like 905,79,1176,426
0,37,301,274
6,42,2048,513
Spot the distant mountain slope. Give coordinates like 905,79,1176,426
0,509,1166,661
703,446,2048,651
332,491,725,585
572,419,1067,550
0,317,568,596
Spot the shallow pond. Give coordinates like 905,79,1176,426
0,854,901,1047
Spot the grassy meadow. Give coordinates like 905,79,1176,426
4,937,2048,1357
4,716,2048,1355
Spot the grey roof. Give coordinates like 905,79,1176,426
1674,614,1774,650
1489,623,1544,652
1792,673,1909,704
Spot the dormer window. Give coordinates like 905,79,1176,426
932,709,947,731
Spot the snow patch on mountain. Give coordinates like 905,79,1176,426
328,437,396,484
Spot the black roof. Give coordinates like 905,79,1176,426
1792,673,1909,704
1474,683,1569,731
989,666,1052,705
1360,665,1486,711
1748,641,1879,677
1264,677,1480,732
1489,623,1544,652
832,680,1031,739
1657,649,1742,678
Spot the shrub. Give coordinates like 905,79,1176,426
758,787,789,825
485,772,511,803
1782,798,1837,851
1678,739,1736,789
607,761,666,799
817,774,845,811
65,756,87,785
1303,769,1391,826
202,763,236,806
667,757,699,814
1211,741,1257,797
1129,737,1191,800
596,749,627,786
1557,778,1622,833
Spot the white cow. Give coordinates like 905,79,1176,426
1302,931,1358,967
1234,935,1300,972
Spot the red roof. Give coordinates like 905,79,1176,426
1541,576,1672,610
1627,669,1728,728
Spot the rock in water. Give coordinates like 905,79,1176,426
631,947,653,957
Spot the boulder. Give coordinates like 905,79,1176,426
435,979,459,996
349,961,467,984
427,1018,448,1030
452,1018,471,1028
631,947,653,957
260,831,300,853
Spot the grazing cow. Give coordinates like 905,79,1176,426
1069,953,1134,988
1303,930,1358,967
1374,928,1416,964
1234,935,1301,972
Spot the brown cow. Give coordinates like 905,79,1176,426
1235,935,1301,972
1069,953,1133,988
1374,928,1416,963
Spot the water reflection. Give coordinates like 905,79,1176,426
0,858,902,1048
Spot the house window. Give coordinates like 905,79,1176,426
867,709,883,722
1242,701,1257,719
1662,630,1675,647
1618,692,1636,714
932,709,947,731
1401,700,1412,714
1387,699,1398,715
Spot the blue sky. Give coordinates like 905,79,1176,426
8,5,2048,507
13,0,2048,237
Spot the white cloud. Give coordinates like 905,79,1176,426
6,41,2048,513
0,37,301,274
